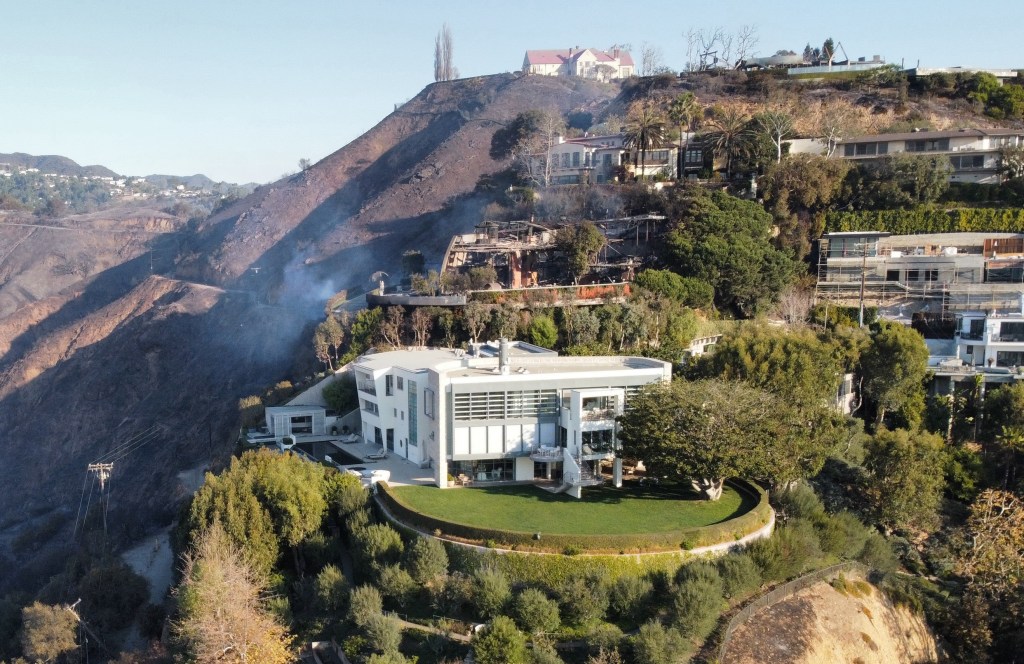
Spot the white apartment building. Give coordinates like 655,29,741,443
351,340,671,497
955,308,1024,369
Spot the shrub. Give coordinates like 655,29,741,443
349,585,383,629
815,511,870,559
858,532,898,573
431,571,475,618
671,561,724,639
609,574,653,623
512,588,560,634
473,615,529,664
585,623,625,655
77,563,149,632
405,536,449,586
558,569,610,626
716,552,762,601
365,613,402,654
315,563,349,612
747,519,824,582
353,523,404,571
630,621,689,664
377,564,417,609
825,207,1024,235
773,484,825,521
473,566,511,620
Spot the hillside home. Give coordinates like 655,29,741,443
351,340,671,497
523,48,634,81
816,231,1024,313
836,128,1024,184
955,309,1024,369
541,134,683,184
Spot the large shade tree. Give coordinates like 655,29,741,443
618,379,786,500
861,321,929,427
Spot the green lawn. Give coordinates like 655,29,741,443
389,481,755,536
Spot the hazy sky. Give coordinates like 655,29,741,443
2,0,1020,184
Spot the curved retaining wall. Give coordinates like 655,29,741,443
375,478,774,556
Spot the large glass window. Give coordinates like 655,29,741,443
408,380,418,446
290,415,313,434
581,429,616,454
449,459,514,482
355,371,377,395
385,375,394,396
999,322,1024,342
361,399,379,415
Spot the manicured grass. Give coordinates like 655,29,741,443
389,481,755,536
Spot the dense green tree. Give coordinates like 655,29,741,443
472,616,529,664
315,564,349,613
322,374,358,415
861,321,929,427
608,574,653,623
662,189,794,316
78,562,149,632
527,314,559,349
554,222,606,283
761,154,851,258
352,524,404,573
693,324,844,410
404,536,448,587
377,564,417,609
618,379,788,499
716,552,762,600
863,427,946,533
632,269,713,309
349,585,384,629
630,621,688,664
850,153,951,209
473,566,511,620
754,110,794,164
557,570,609,626
512,588,560,634
327,471,367,519
671,561,724,638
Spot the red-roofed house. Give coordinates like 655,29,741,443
522,47,635,81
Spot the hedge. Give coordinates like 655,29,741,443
824,207,1024,235
374,479,772,555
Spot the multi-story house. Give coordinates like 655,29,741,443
543,134,680,185
351,340,671,497
522,47,634,81
955,310,1024,369
836,128,1024,184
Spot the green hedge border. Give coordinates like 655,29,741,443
375,479,771,554
825,208,1024,235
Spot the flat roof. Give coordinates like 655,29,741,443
354,344,670,379
840,128,1024,144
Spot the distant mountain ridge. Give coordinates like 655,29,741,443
143,173,259,193
0,152,118,178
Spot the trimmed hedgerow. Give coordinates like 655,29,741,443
825,207,1024,235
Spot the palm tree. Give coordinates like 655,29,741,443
702,107,750,180
622,101,667,181
667,93,701,177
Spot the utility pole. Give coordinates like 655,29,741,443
86,463,113,540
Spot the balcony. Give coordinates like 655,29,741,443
581,408,617,421
958,330,984,340
993,334,1024,343
530,446,563,461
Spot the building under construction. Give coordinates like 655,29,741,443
440,214,668,289
815,231,1024,316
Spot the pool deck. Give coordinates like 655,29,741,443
324,438,435,487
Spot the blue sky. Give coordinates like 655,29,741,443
2,0,1020,184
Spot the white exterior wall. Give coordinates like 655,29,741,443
957,313,1024,368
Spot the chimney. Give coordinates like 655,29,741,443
499,338,511,375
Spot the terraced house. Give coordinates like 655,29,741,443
351,340,670,497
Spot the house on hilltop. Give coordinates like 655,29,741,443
523,47,634,81
351,340,671,497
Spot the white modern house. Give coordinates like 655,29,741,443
522,47,634,80
836,128,1024,184
955,309,1024,369
351,340,671,497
